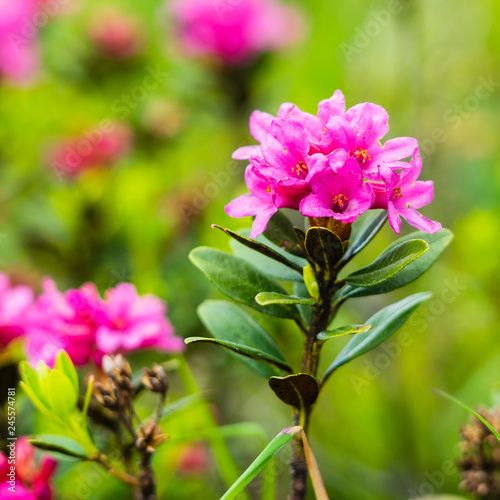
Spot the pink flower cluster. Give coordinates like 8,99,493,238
0,0,41,84
0,437,57,500
226,90,442,237
0,273,184,367
169,0,303,66
47,122,133,178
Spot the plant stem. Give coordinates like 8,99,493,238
289,267,338,500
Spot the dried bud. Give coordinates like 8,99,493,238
94,380,120,411
136,421,168,453
142,364,169,395
457,406,500,499
103,354,134,393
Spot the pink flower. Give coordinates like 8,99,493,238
372,149,442,234
300,153,374,222
95,283,185,356
227,91,441,236
88,7,145,60
26,279,101,367
47,122,133,178
169,0,303,65
0,436,57,500
0,0,40,83
320,102,417,179
225,164,277,239
0,274,34,348
25,279,184,367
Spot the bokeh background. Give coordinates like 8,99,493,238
2,0,500,498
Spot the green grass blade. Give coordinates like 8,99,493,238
434,389,500,443
220,426,302,500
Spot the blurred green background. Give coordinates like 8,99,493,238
2,0,500,498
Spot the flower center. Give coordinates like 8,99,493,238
392,187,403,200
332,194,349,213
353,148,371,165
291,161,308,178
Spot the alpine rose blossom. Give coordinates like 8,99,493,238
26,279,101,367
25,280,184,367
95,283,184,356
0,273,34,348
169,0,303,65
0,0,40,83
227,90,441,236
0,436,58,500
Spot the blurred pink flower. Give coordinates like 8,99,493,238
89,6,145,60
25,279,183,367
95,283,185,356
169,0,304,65
26,279,101,367
0,0,40,83
177,442,210,476
0,273,34,348
0,436,57,500
47,122,133,178
227,90,441,236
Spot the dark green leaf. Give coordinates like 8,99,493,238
229,230,304,282
343,239,429,287
305,226,344,269
293,281,313,325
324,292,431,381
317,324,372,340
29,435,88,459
213,225,302,274
189,247,300,319
263,211,304,256
339,229,453,299
220,426,302,500
256,292,318,307
197,300,288,378
269,373,319,409
341,210,387,265
186,337,293,375
294,227,306,251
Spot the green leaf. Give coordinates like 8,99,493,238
29,435,88,459
293,281,313,325
317,324,372,340
229,230,304,282
305,226,344,269
197,300,288,378
269,373,319,410
186,337,293,375
55,350,79,398
343,239,429,287
341,210,387,265
19,361,51,413
81,375,94,422
434,389,500,443
189,247,300,319
213,225,302,274
338,230,453,299
44,370,78,416
220,426,302,500
324,292,431,381
262,211,304,256
255,292,317,307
